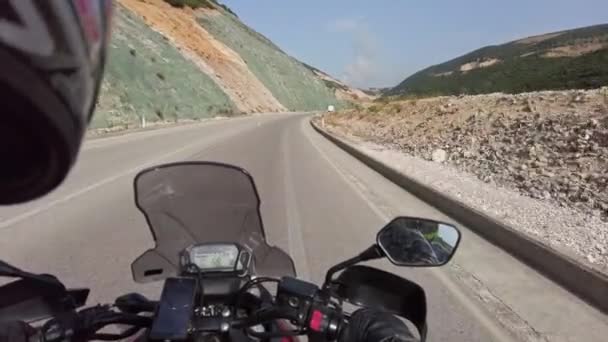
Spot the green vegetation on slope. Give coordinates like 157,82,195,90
198,12,344,111
94,5,235,129
387,24,608,98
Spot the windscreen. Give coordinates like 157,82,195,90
131,162,295,283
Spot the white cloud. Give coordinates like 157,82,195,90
330,19,383,88
343,55,377,87
327,16,364,32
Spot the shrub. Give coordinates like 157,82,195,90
164,0,213,9
390,103,402,113
163,0,235,15
217,3,238,17
368,105,381,113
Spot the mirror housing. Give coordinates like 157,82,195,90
377,217,461,267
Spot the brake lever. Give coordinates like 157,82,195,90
0,261,66,292
41,305,153,342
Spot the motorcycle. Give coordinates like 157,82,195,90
0,161,461,342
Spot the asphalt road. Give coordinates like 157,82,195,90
0,114,606,341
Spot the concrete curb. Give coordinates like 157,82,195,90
311,119,608,314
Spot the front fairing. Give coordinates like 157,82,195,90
130,162,295,283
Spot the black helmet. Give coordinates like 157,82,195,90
0,0,113,204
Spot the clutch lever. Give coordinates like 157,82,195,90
115,293,157,314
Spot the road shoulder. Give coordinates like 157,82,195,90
308,118,608,341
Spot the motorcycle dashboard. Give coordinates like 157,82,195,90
181,243,250,274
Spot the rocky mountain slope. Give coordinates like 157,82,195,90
322,88,608,266
324,88,608,221
386,24,608,98
95,0,357,129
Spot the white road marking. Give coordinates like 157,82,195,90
0,136,218,229
302,119,513,342
282,128,311,280
0,117,277,229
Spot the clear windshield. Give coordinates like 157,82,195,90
131,162,295,283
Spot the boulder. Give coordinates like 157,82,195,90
431,149,448,163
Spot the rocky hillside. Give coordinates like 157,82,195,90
94,4,235,129
324,88,608,221
95,0,357,129
386,24,608,98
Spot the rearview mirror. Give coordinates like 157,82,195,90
377,217,461,267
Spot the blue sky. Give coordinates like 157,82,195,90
222,0,608,88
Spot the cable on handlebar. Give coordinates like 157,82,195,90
237,277,279,298
183,263,205,306
99,315,152,327
231,306,308,339
39,307,152,342
230,306,281,328
234,276,279,310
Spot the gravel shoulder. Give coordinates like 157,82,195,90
85,117,232,140
318,112,608,274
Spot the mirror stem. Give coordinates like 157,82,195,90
323,245,384,289
359,245,384,261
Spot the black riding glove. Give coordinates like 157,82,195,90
0,321,36,342
339,308,418,342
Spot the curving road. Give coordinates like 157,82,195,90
0,114,606,341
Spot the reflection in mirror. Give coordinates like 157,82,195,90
377,217,461,266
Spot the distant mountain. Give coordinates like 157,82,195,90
300,63,374,102
363,87,391,96
386,24,608,98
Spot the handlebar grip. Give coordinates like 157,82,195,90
338,309,417,342
0,321,37,342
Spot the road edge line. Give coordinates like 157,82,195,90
310,119,608,314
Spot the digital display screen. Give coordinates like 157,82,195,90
189,244,239,271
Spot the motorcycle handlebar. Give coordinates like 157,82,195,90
27,308,152,342
17,290,343,342
230,307,286,329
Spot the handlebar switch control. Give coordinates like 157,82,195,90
278,277,318,299
308,305,342,341
277,277,319,325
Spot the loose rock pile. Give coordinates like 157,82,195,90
325,88,608,220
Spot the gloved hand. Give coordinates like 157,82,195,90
0,321,36,342
339,308,418,342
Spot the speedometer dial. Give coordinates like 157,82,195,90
188,244,239,271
